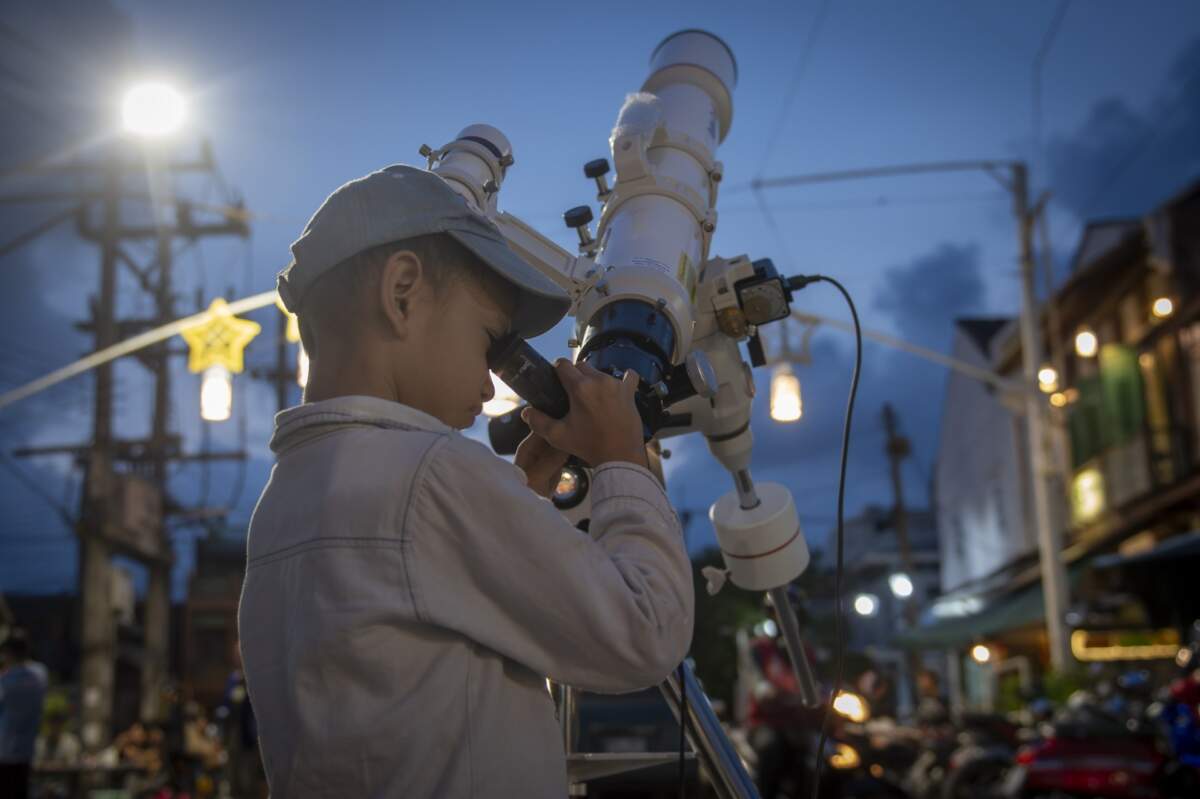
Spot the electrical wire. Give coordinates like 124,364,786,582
756,0,831,178
788,274,861,799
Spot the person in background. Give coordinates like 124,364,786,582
34,705,82,767
0,628,49,799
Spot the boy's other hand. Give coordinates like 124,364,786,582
514,433,569,499
521,361,648,470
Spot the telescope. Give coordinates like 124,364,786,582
421,30,827,798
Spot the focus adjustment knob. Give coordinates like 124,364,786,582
563,205,594,229
584,159,610,179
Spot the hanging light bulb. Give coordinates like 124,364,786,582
200,365,232,422
297,345,310,388
483,373,520,417
770,364,802,423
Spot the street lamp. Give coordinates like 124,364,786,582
121,82,187,137
971,643,992,664
769,363,802,423
888,572,914,599
853,593,879,617
483,373,520,417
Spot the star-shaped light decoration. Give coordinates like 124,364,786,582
181,298,262,374
274,292,301,343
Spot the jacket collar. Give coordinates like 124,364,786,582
270,395,452,454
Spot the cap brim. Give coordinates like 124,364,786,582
448,229,571,338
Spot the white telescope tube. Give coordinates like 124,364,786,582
580,30,737,363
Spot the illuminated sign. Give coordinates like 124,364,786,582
1070,629,1180,661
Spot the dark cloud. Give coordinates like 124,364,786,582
873,242,985,351
1047,37,1200,221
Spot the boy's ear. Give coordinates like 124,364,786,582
379,250,424,337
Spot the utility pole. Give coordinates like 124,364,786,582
7,143,250,751
753,158,1074,670
77,162,120,752
881,403,916,615
881,403,921,710
1012,163,1072,669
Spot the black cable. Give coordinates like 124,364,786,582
677,661,687,798
788,273,862,799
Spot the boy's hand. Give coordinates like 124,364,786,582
514,433,569,499
521,360,648,470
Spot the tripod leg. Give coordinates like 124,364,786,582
659,660,760,799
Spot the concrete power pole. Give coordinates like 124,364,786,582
1012,163,1071,670
77,163,121,752
881,403,920,708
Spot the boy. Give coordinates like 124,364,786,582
238,165,693,797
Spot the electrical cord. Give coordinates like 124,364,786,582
787,273,862,799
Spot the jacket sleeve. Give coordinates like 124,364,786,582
406,434,693,693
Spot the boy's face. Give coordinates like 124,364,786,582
402,269,513,430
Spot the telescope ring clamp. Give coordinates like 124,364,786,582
600,131,721,254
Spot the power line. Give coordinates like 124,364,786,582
756,0,831,178
1031,0,1072,184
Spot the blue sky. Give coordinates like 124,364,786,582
2,0,1199,596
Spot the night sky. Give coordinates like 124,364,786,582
2,1,1199,597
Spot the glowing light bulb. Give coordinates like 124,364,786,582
853,593,878,617
121,82,186,137
971,644,992,664
770,364,802,422
1075,328,1098,358
200,365,232,422
1151,297,1173,319
889,573,914,598
1037,365,1058,393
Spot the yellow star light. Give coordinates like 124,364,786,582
181,298,261,374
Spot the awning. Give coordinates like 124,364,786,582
1092,530,1200,569
895,561,1088,650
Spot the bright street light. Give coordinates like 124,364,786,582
971,643,992,664
852,593,879,617
483,373,520,417
888,572,914,599
200,365,232,422
121,82,186,137
769,363,802,423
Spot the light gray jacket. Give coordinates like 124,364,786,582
238,395,693,798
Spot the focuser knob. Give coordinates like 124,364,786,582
584,158,612,200
564,205,596,254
